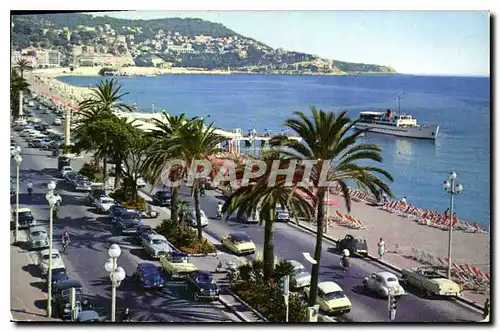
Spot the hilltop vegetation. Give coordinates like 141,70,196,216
12,13,396,74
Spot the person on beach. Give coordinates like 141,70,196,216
444,208,450,218
401,196,407,205
378,238,386,260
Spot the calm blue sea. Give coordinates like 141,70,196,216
59,74,491,228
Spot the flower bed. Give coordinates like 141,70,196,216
79,163,104,182
155,219,216,255
231,260,308,322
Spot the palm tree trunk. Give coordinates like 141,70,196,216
114,161,122,189
263,209,275,281
171,186,179,222
309,188,326,307
193,183,203,241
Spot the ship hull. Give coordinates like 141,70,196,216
354,123,439,140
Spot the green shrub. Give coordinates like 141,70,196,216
79,163,103,181
155,219,216,254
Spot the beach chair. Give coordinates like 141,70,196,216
407,248,419,260
436,257,447,268
461,221,476,233
424,252,436,266
355,218,367,229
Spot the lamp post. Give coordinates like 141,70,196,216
45,180,57,318
105,244,126,322
12,147,22,244
303,252,319,322
443,172,463,279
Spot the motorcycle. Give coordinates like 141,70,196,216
62,240,69,255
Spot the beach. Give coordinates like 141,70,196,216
27,69,490,305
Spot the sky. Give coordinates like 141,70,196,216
92,10,490,76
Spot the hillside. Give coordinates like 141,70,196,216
11,13,396,74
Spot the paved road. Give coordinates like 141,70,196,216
26,105,482,323
11,130,240,321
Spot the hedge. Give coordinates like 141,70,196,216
155,219,216,255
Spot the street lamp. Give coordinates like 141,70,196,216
302,252,319,322
45,181,58,318
443,171,463,279
105,244,126,322
12,148,22,244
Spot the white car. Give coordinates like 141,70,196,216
61,166,73,178
28,101,35,107
290,260,311,288
362,271,406,298
38,249,65,277
188,209,209,227
53,118,62,125
136,177,146,188
20,129,38,137
95,197,117,213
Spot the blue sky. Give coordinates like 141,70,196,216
94,10,490,76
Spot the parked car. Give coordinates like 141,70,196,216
28,226,49,250
221,232,256,255
74,175,92,191
362,271,406,298
88,188,107,206
151,191,171,206
160,252,197,280
11,207,36,229
185,271,220,301
50,268,69,288
142,234,170,259
304,281,352,315
76,310,100,322
38,249,66,277
400,266,462,297
60,166,73,178
133,263,166,290
188,209,209,227
53,118,62,125
65,172,78,185
289,260,311,288
275,206,291,222
336,235,368,256
51,280,92,320
108,204,129,223
116,217,140,235
95,197,117,213
135,225,156,243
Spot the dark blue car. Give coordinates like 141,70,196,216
108,204,128,223
133,263,165,290
134,225,155,243
50,267,69,287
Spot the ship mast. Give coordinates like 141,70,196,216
395,92,406,117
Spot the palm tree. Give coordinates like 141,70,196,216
15,59,33,78
270,106,393,306
222,154,315,281
143,112,190,223
168,118,226,241
10,70,30,118
176,200,191,224
79,79,134,113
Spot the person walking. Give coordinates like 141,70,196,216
483,298,489,319
444,208,450,218
401,196,407,205
378,238,386,260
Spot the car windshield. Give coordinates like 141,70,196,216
61,288,82,297
196,274,214,283
355,237,365,243
323,291,346,301
31,231,46,237
232,233,250,242
101,199,114,204
18,211,33,218
124,212,139,219
52,268,66,276
143,269,159,277
43,254,60,260
157,192,169,198
171,255,189,263
152,239,165,245
92,190,105,196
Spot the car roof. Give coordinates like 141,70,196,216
289,260,305,269
13,207,31,213
230,232,250,239
41,248,60,255
77,310,99,321
156,191,170,195
375,271,397,279
318,281,343,293
149,234,167,240
30,226,47,232
56,279,82,290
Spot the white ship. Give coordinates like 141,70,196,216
354,109,439,140
354,93,439,140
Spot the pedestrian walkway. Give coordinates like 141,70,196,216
10,231,57,322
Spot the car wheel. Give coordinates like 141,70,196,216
194,291,200,302
362,281,368,290
425,289,433,298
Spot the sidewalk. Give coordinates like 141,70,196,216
10,231,57,322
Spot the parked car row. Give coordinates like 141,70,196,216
62,168,92,192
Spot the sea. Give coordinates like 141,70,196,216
59,74,491,229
